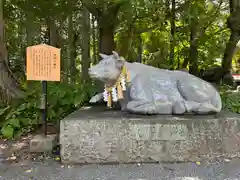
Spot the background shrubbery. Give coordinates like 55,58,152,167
0,0,240,139
0,82,97,139
0,83,239,139
220,85,240,113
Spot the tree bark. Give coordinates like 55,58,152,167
68,13,77,84
165,0,170,18
81,2,122,56
46,17,58,47
26,12,35,46
221,0,240,74
0,0,24,104
81,1,122,92
46,17,66,82
169,0,176,69
182,58,189,68
91,16,97,64
222,33,240,73
81,7,91,83
99,25,115,55
118,22,134,57
137,35,142,63
188,20,198,76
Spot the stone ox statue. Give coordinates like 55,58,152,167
88,51,222,115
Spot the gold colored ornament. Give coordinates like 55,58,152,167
121,65,130,82
126,71,130,82
117,82,123,99
104,63,130,108
107,91,112,107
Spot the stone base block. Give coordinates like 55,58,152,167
60,106,240,164
30,134,57,153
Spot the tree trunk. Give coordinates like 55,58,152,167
97,4,121,55
0,0,24,104
221,0,240,74
165,0,170,18
68,13,77,84
95,20,100,62
82,2,121,56
222,33,240,73
169,0,176,69
177,43,180,68
99,25,115,55
119,24,133,58
91,16,97,64
46,18,58,47
26,12,35,46
16,11,25,74
182,59,188,68
137,35,142,63
188,21,198,76
81,7,91,83
81,2,122,92
46,17,68,82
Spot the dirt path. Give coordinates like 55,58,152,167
0,124,58,165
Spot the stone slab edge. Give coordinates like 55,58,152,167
60,107,240,164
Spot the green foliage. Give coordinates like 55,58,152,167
0,82,97,139
2,0,239,139
220,85,240,114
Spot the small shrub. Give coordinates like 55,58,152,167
3,83,238,139
0,81,98,139
220,85,240,113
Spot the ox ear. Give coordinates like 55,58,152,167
99,53,109,59
112,51,119,59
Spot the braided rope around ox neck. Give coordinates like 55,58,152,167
103,64,130,108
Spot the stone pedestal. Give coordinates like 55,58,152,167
60,106,240,164
30,134,57,153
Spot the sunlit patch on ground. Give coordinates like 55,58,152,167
0,134,33,163
173,177,202,180
174,178,239,180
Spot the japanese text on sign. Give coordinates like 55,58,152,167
26,44,60,81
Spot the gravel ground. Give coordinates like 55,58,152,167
0,158,240,180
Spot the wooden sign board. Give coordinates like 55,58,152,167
26,44,60,81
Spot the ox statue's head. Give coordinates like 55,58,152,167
88,51,125,84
